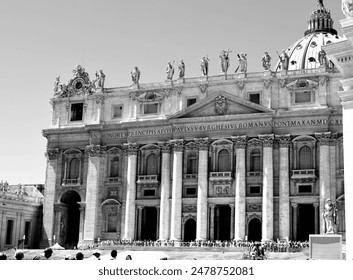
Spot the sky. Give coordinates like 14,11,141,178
0,0,344,184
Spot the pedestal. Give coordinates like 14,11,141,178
309,234,343,260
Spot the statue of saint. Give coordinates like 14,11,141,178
237,53,247,73
200,56,210,76
53,76,60,94
342,0,353,18
323,199,337,234
97,70,105,88
131,66,141,84
318,49,328,67
178,60,185,78
219,50,231,73
166,61,174,80
279,50,289,71
261,52,271,70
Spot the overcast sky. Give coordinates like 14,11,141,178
0,0,343,184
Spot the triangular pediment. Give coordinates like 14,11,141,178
168,91,273,119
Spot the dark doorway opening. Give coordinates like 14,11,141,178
60,191,80,248
248,218,262,242
297,204,315,241
214,205,231,241
141,207,157,240
184,219,196,242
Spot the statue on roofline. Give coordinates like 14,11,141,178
131,66,141,84
342,0,353,18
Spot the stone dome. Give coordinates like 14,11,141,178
276,0,343,71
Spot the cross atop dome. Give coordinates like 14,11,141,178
304,0,337,36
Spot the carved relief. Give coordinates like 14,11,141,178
199,84,208,94
183,205,197,212
215,94,228,115
278,79,287,88
182,214,196,224
263,79,272,89
237,80,245,90
319,76,330,86
247,204,262,212
215,185,230,195
86,145,107,157
46,148,60,160
130,91,165,102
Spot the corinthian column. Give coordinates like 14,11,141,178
41,148,60,247
123,143,138,240
232,135,247,240
259,134,274,241
195,138,209,240
315,132,331,234
158,142,171,240
170,139,184,241
276,134,291,240
84,145,106,243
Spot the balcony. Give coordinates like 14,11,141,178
291,169,316,181
107,177,122,183
209,171,232,181
183,174,198,179
62,178,81,186
247,171,263,177
137,175,159,184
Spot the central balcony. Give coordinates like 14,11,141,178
137,175,159,184
209,171,232,181
62,178,81,186
291,169,316,180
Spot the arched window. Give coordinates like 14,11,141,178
250,149,261,172
110,156,120,177
187,154,198,174
146,154,158,175
299,146,312,169
68,158,79,179
218,149,230,172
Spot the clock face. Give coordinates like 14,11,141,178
71,77,86,93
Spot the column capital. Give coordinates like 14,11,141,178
194,137,210,151
45,148,60,160
229,203,235,209
275,134,291,148
209,204,215,209
170,139,184,152
315,132,331,146
291,202,298,208
330,133,338,146
231,135,247,149
86,145,107,157
258,134,274,147
137,205,144,210
313,202,319,208
123,142,139,155
158,142,172,153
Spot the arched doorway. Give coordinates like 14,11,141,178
214,205,231,240
60,191,81,248
248,218,262,241
297,204,315,241
141,207,157,240
184,219,196,242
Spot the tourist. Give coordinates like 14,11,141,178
90,250,101,260
110,249,118,260
0,252,7,260
76,252,84,260
125,254,132,260
42,247,53,260
15,251,24,260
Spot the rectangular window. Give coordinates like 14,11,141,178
143,189,156,197
295,91,311,103
298,185,312,193
185,187,197,196
24,222,31,245
143,103,159,115
249,93,260,104
112,105,123,119
250,186,261,194
6,220,14,245
187,98,197,107
70,103,84,121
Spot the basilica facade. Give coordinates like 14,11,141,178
41,1,346,247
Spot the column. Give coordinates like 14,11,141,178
196,138,209,240
232,136,247,240
123,143,138,240
77,202,85,244
209,205,215,240
276,134,291,240
259,134,274,241
230,204,235,240
41,148,59,247
137,206,143,240
83,145,106,243
170,140,184,241
315,132,331,234
330,135,337,202
156,206,160,239
292,203,298,241
158,143,171,240
313,203,319,234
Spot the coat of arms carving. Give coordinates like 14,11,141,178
215,94,228,115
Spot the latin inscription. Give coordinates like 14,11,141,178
96,118,342,139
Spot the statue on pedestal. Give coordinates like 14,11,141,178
219,50,231,73
323,198,337,234
200,56,210,76
131,66,141,84
166,61,174,80
97,70,105,89
178,60,185,78
342,0,353,18
261,52,271,70
277,50,289,72
237,53,247,73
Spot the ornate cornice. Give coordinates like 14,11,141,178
170,139,184,152
124,143,139,155
46,148,60,160
86,145,107,157
231,135,247,149
258,134,274,147
315,132,331,146
275,134,291,148
195,137,210,151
